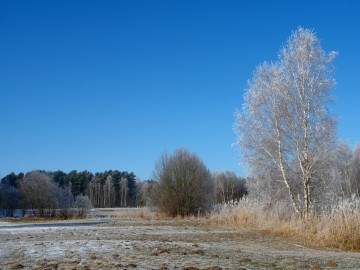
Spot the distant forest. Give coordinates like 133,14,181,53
0,169,247,218
0,170,145,217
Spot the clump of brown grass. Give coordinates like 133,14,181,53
99,207,176,220
308,199,360,250
113,207,213,221
207,200,282,229
207,198,360,251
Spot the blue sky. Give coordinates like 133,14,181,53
1,0,359,180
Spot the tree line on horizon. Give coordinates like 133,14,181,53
0,169,137,217
0,168,247,217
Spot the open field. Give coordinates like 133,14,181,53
1,209,360,270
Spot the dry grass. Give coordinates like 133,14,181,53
87,204,360,251
68,203,360,251
206,198,360,251
2,208,360,269
96,207,177,220
102,207,206,221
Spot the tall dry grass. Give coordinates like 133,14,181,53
207,197,360,251
97,207,181,220
97,201,360,250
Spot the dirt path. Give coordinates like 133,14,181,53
1,217,360,270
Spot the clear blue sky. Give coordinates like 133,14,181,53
1,0,359,180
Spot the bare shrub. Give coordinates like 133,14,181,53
19,171,60,217
18,170,76,218
74,194,93,217
57,187,75,219
153,148,214,217
136,180,157,207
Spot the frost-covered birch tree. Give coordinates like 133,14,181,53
234,28,337,219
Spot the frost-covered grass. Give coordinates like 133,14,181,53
207,197,360,251
1,209,360,269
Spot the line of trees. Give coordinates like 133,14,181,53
0,170,93,218
1,167,247,217
0,169,137,217
86,171,137,208
213,171,247,204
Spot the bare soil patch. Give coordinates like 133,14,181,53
1,210,360,269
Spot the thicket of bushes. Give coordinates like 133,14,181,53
0,171,92,218
151,148,247,217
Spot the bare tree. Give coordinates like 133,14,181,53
0,184,19,217
214,171,247,204
234,28,337,219
153,148,214,217
57,184,75,219
135,180,157,207
337,142,360,197
19,171,59,217
19,170,74,217
353,144,360,194
119,177,128,207
103,175,115,207
87,176,102,207
74,194,93,217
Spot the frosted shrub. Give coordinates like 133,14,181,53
74,195,93,218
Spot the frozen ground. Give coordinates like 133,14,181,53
1,211,360,270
